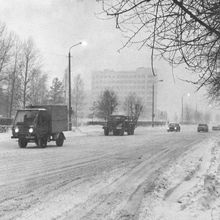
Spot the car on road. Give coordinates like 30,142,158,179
212,125,220,131
197,123,209,132
167,123,180,132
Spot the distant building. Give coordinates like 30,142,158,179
91,67,159,120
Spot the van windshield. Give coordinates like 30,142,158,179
14,110,39,125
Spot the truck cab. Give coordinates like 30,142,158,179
12,105,67,148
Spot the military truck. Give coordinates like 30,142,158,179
103,115,137,136
11,105,68,148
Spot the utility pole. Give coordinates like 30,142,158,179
181,95,183,124
151,79,163,127
152,83,155,127
68,51,72,131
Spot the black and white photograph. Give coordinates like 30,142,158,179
0,0,220,219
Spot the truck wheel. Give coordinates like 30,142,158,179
35,138,38,146
104,128,109,136
18,138,27,148
38,136,47,148
113,130,117,136
120,129,124,136
56,133,64,146
127,128,132,135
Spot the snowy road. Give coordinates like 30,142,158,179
0,126,219,220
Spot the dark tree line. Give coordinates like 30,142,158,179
98,0,220,99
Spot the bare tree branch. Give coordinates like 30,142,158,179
99,0,220,98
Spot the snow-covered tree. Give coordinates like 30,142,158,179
48,77,65,104
96,89,118,118
123,93,143,118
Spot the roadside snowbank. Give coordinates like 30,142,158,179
64,125,103,138
140,137,220,220
0,129,11,141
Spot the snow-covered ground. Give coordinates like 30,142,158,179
64,125,103,137
56,126,220,219
1,125,220,219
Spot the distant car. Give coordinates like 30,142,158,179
167,123,180,132
197,124,209,132
212,125,220,131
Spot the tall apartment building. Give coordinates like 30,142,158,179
91,67,158,120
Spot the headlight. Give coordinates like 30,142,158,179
15,127,19,133
174,127,177,129
29,128,34,133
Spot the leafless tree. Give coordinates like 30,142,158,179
123,93,143,118
99,0,220,92
0,23,50,117
7,38,23,117
20,38,41,108
48,77,65,104
29,69,48,105
89,101,98,122
0,23,13,83
0,30,23,117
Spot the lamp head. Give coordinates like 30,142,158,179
81,40,87,46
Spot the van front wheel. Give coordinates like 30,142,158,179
37,136,47,148
18,138,27,148
56,133,65,146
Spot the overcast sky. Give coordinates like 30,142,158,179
0,0,213,120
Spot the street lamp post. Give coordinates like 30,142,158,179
152,83,155,127
152,79,163,127
68,42,84,131
181,93,190,124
